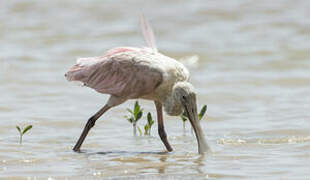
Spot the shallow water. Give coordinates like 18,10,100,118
1,0,310,179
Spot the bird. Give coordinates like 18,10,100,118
65,15,210,154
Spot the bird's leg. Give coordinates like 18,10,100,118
73,104,111,152
155,101,173,152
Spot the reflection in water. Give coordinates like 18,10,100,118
193,155,206,175
85,150,172,177
81,149,211,178
158,155,167,174
87,150,171,155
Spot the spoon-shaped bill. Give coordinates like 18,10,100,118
183,96,210,154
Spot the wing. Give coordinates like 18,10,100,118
65,49,163,99
140,14,158,52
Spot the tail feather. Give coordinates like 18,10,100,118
140,14,158,52
65,64,85,82
65,57,100,82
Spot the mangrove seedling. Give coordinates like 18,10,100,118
16,125,32,144
125,101,143,136
144,112,154,135
136,113,154,136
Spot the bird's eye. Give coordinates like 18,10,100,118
182,96,186,100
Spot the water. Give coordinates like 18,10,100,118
1,0,310,179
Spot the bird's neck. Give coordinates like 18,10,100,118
163,90,183,116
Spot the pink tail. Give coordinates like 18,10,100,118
65,64,85,82
65,57,101,82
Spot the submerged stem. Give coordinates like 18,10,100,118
19,134,22,144
133,123,137,136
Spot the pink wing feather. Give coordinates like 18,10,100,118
140,15,158,52
65,47,163,98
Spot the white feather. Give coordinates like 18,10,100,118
140,14,158,52
76,57,101,66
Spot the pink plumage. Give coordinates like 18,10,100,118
65,47,163,98
66,16,209,154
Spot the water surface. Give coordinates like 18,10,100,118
1,0,310,179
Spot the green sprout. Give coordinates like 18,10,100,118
181,105,207,131
198,105,207,121
125,101,143,136
137,126,143,136
16,125,33,144
144,112,154,135
136,112,155,136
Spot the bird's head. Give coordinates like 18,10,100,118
171,82,210,154
173,82,198,121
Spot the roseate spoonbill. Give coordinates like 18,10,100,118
65,16,210,154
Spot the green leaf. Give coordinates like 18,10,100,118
136,111,143,121
147,113,153,126
16,126,21,134
149,120,154,127
22,125,32,135
137,126,143,136
126,108,133,114
147,112,151,120
181,115,187,122
181,111,188,122
127,117,134,123
134,101,140,117
144,124,149,135
198,105,207,120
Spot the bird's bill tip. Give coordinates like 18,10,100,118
183,100,210,154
